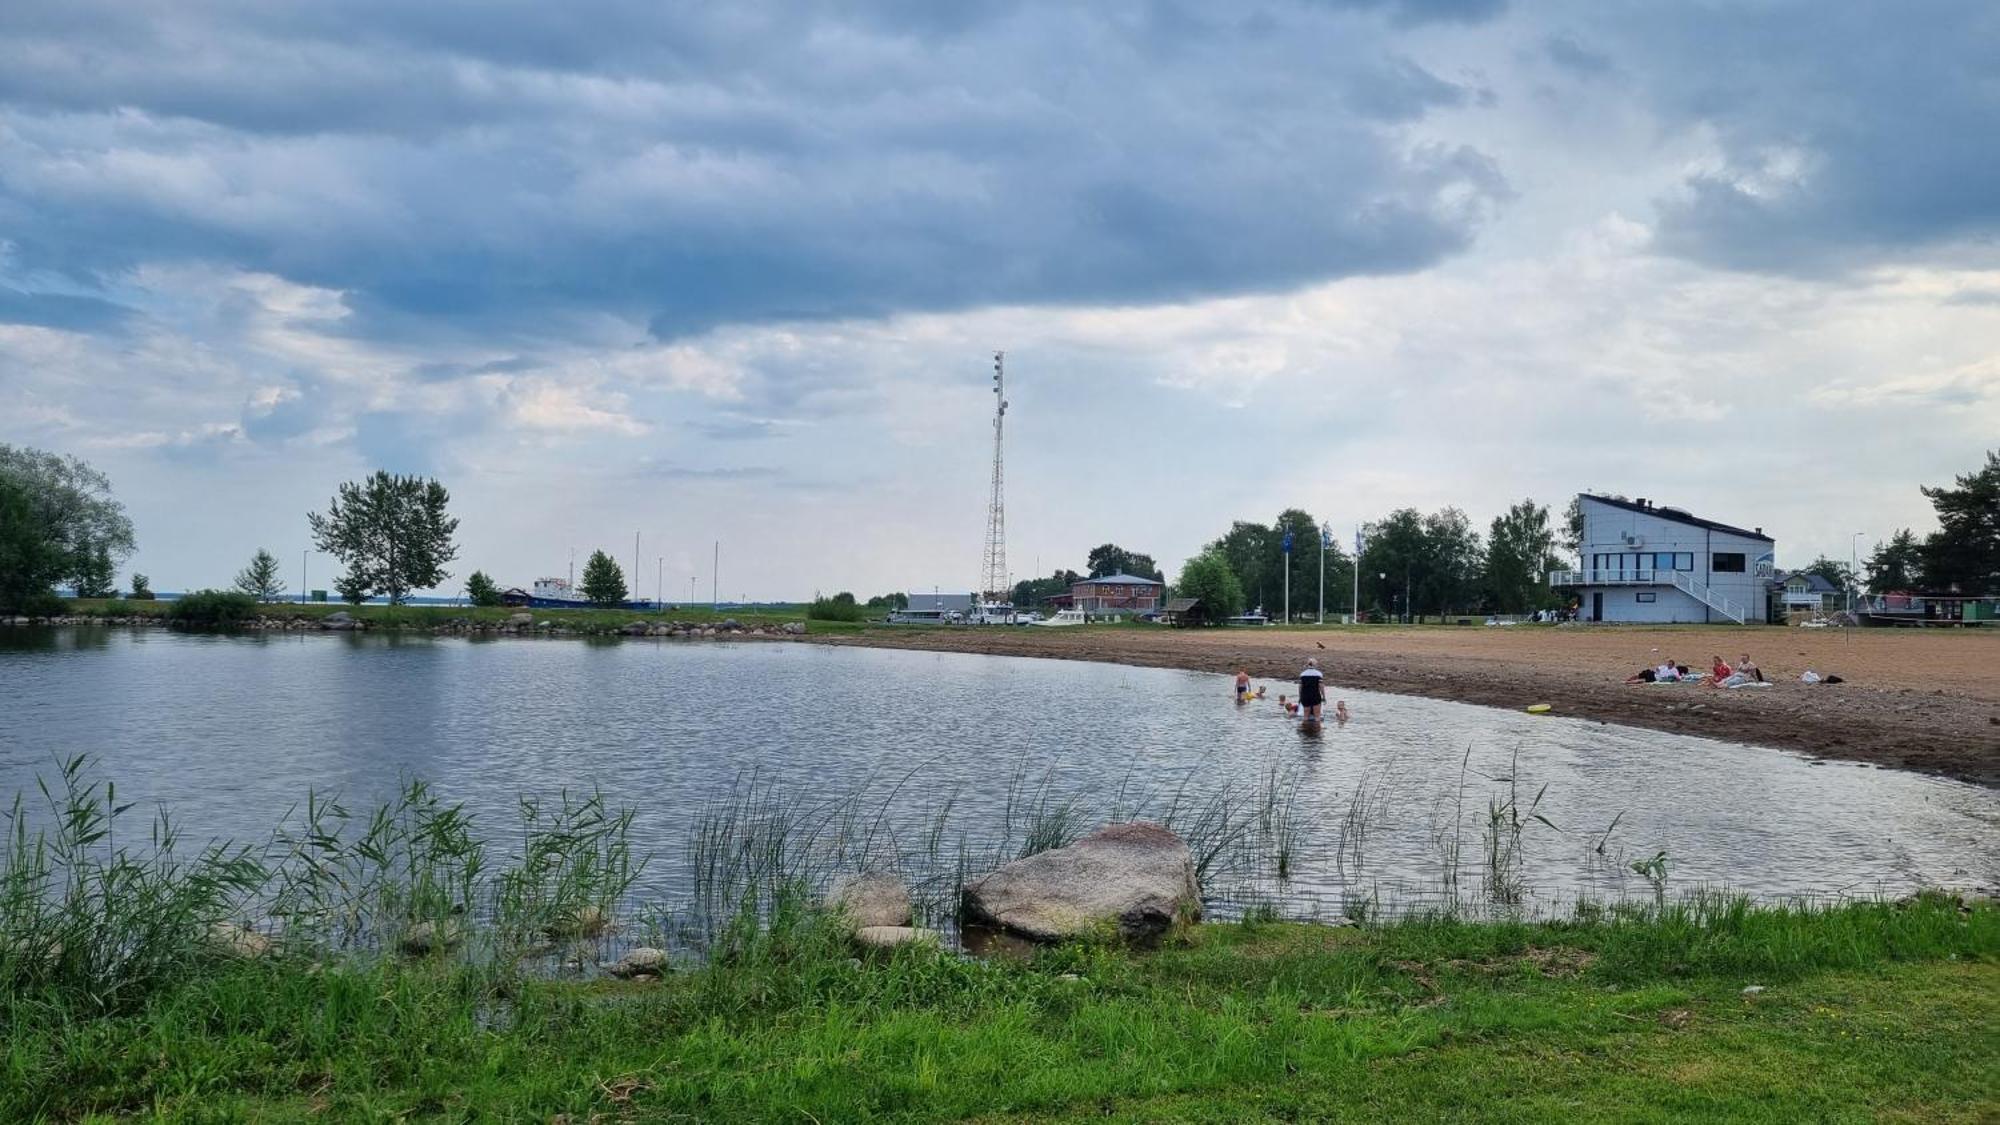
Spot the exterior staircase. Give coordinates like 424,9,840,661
1672,570,1748,624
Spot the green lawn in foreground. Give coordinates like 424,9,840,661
5,897,1993,1122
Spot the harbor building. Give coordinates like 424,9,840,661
1068,573,1165,617
1551,495,1772,624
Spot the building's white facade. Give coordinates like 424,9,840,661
1551,495,1773,624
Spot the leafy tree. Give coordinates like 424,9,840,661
1420,508,1485,616
1174,551,1244,625
307,471,460,605
1863,529,1924,593
128,573,155,600
1206,521,1274,612
1798,556,1857,593
580,550,628,606
1009,570,1078,607
465,570,503,607
1359,509,1426,620
1085,543,1162,581
334,566,370,605
1484,499,1561,614
0,473,66,612
809,591,863,621
865,591,911,610
1918,450,2000,594
234,548,288,602
0,444,136,596
73,542,117,598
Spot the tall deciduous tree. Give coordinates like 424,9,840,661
0,473,65,611
1918,450,2000,594
0,444,136,597
1206,521,1274,613
1420,507,1485,616
1798,556,1857,593
464,570,503,607
1484,499,1561,613
1010,570,1079,607
1086,543,1162,580
1863,529,1923,593
234,548,288,601
1175,550,1244,625
307,471,459,605
580,550,628,606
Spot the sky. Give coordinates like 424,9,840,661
2,0,1997,599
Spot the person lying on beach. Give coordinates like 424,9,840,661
1655,661,1681,682
1625,667,1660,684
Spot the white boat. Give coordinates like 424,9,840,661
1035,608,1089,627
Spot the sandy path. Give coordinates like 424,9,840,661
812,624,2000,788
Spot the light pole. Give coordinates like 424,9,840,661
1850,531,1864,614
301,549,308,605
1318,523,1328,625
1377,572,1385,623
657,556,664,614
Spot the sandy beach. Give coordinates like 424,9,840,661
815,624,2000,788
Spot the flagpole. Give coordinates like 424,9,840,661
1352,526,1362,624
1282,528,1291,626
1318,524,1327,625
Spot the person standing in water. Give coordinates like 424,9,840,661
1234,669,1251,703
1298,657,1325,720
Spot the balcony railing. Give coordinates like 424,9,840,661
1548,569,1672,586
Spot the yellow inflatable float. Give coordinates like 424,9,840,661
1525,703,1553,715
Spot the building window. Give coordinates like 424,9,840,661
1677,553,1694,571
1636,592,1657,603
1713,552,1746,573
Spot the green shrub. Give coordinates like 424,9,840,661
807,592,863,622
11,592,68,619
166,590,260,627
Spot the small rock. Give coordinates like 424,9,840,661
825,872,913,930
506,612,533,628
399,919,463,956
606,946,669,978
206,920,272,959
853,926,941,950
548,904,610,939
1741,985,1765,996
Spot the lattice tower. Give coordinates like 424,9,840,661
980,351,1009,602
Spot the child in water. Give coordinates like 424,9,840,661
1234,670,1251,703
1278,694,1299,717
1254,686,1267,700
1334,701,1350,723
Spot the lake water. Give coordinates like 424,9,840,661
3,627,1995,923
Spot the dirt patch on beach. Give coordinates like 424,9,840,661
813,625,2000,788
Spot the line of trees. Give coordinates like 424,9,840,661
1863,450,1999,595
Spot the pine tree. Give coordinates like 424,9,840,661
580,550,627,606
234,548,288,602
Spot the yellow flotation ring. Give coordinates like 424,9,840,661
1526,703,1552,714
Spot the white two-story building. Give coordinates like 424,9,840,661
1551,495,1773,624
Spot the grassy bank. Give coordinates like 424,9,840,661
4,896,1993,1121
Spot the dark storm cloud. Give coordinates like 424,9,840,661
1593,1,2000,274
0,0,1507,342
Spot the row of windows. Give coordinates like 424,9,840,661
1592,552,1694,572
1590,552,1749,574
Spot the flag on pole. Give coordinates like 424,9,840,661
1282,530,1293,554
1355,529,1365,554
1321,526,1332,550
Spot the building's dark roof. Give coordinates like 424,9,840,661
1773,571,1840,593
1581,494,1773,543
1164,597,1201,613
1073,573,1165,586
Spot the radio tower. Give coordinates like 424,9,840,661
980,351,1010,603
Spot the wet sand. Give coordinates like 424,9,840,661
813,624,2000,788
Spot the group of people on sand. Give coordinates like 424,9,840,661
1236,663,1349,724
1624,652,1774,688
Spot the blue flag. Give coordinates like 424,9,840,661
1321,527,1332,550
1282,530,1293,554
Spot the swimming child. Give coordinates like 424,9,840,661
1254,686,1267,700
1278,694,1299,717
1333,700,1350,723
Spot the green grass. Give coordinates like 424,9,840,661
5,896,1993,1121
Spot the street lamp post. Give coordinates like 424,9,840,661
1850,531,1864,614
657,556,664,614
1376,572,1385,623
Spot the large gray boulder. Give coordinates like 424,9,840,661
825,873,913,929
606,946,669,979
962,822,1201,941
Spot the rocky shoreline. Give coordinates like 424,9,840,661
2,611,811,640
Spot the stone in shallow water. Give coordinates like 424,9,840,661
825,872,913,930
962,822,1201,942
398,920,463,956
606,947,669,978
853,926,940,950
206,920,272,959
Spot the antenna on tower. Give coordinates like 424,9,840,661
980,351,1009,603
